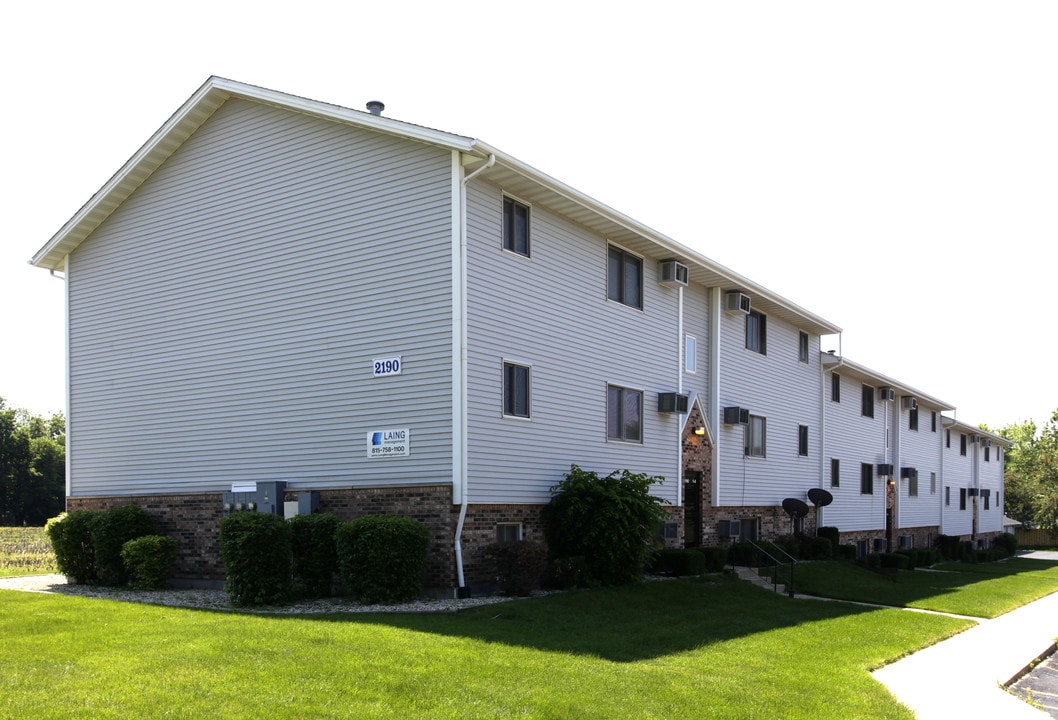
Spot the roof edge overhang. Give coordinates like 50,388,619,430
820,353,956,412
939,417,1014,447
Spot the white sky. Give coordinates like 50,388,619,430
2,1,1055,432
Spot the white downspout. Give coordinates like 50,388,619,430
708,287,721,508
819,335,844,530
57,257,71,498
451,153,496,595
676,286,684,509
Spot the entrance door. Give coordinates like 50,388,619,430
683,472,701,547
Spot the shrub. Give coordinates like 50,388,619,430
121,535,178,590
219,512,293,606
817,526,840,547
771,535,801,558
45,510,102,584
802,536,833,561
894,550,916,570
915,547,939,567
545,556,594,589
93,505,158,586
335,515,430,604
837,544,858,561
650,548,708,577
542,465,669,586
695,546,728,572
289,513,341,598
879,552,910,570
936,534,961,561
485,540,548,596
727,541,763,567
994,532,1018,557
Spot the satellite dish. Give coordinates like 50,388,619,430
781,498,810,518
807,488,834,507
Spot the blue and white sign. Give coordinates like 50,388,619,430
367,428,409,458
372,356,402,377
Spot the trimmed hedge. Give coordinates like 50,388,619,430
727,541,764,567
650,548,708,577
289,513,341,598
994,532,1018,557
485,540,548,596
879,552,910,570
45,510,101,584
336,515,430,604
219,512,293,607
695,546,728,572
817,526,840,547
93,505,158,587
121,535,178,590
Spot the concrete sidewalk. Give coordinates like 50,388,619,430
873,551,1058,719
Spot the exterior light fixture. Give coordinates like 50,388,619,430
694,426,706,436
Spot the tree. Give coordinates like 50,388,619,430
0,397,65,525
998,411,1058,532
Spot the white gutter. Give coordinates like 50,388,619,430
676,286,684,509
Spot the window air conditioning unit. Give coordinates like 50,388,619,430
879,387,895,402
983,439,992,448
723,291,751,315
657,392,690,413
658,259,689,288
967,488,979,497
876,463,894,476
900,467,918,481
981,489,991,499
723,406,750,425
970,434,981,444
717,519,741,538
902,396,918,410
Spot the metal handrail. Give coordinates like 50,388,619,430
745,539,796,597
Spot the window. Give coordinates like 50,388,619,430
830,458,840,488
960,434,967,456
607,245,642,309
909,406,919,431
798,425,809,456
931,411,937,432
945,486,951,506
984,492,990,510
931,472,937,495
798,332,809,363
746,415,766,457
502,196,530,256
985,446,991,462
746,310,767,354
861,385,875,418
831,373,841,402
860,463,873,495
496,523,522,542
685,335,697,373
502,362,530,418
997,491,1000,509
959,488,967,510
908,473,918,497
946,429,951,448
607,385,642,442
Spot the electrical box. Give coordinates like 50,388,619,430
222,481,287,517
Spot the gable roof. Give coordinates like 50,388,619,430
821,352,955,412
30,76,841,336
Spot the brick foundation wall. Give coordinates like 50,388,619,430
459,504,547,586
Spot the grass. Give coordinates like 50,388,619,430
779,557,1058,618
0,526,57,577
0,575,971,720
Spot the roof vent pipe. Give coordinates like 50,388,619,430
366,100,385,116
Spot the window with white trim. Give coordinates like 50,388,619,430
746,415,766,457
830,458,840,487
860,463,873,495
607,385,642,442
496,523,523,543
607,245,642,309
502,362,530,418
798,425,808,456
746,310,767,354
502,196,530,257
685,335,697,373
798,332,809,363
861,385,875,418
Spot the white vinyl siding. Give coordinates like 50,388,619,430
66,99,455,496
716,308,821,506
464,181,682,504
894,402,944,530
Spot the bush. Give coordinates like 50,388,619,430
994,532,1018,557
335,515,430,604
542,465,669,586
817,526,840,547
837,544,858,561
485,540,548,596
771,535,801,558
879,552,910,570
219,512,293,606
695,546,728,572
93,505,158,586
894,550,916,570
46,510,102,584
545,556,594,589
802,536,833,561
289,513,341,598
727,541,764,567
650,548,708,577
121,535,178,590
936,534,961,561
915,547,939,567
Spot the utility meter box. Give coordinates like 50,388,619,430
222,481,287,517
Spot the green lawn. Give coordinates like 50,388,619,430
0,526,57,577
783,557,1058,617
0,576,970,720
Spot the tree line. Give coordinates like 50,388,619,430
0,397,65,526
995,410,1058,532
